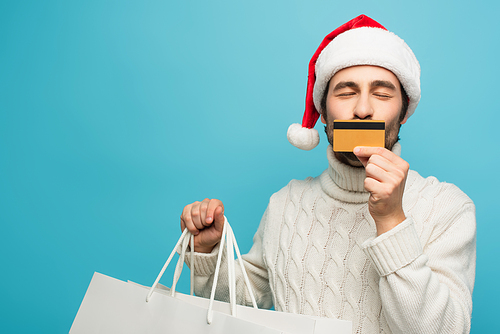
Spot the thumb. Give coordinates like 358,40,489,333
213,206,225,232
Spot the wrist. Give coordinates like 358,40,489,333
194,242,218,254
374,211,406,236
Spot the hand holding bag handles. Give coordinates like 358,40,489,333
146,216,258,324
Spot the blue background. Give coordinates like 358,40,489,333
1,1,498,332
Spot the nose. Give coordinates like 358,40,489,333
353,93,373,120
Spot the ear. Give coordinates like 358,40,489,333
400,112,409,125
320,113,327,124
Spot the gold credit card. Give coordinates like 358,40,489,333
333,120,385,152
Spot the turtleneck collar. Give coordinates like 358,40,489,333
319,142,402,203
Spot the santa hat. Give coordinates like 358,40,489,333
287,14,421,150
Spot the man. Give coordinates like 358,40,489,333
180,15,476,333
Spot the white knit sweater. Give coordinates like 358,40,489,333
189,144,476,334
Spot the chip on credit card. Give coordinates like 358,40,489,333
333,120,385,152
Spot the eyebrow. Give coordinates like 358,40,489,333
370,80,397,90
332,81,358,91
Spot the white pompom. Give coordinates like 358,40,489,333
287,123,320,150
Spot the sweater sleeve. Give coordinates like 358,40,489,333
185,209,273,309
362,202,476,334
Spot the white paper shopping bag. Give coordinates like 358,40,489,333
70,272,280,334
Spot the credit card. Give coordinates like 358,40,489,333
333,120,385,152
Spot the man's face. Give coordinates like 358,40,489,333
321,65,408,167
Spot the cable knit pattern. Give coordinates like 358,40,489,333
187,144,476,334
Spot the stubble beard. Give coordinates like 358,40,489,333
324,117,402,167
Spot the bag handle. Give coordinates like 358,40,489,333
146,217,258,324
170,228,194,296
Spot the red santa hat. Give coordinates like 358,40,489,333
287,14,421,150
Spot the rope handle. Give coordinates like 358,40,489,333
146,216,258,324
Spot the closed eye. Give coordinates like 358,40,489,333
374,93,392,98
337,92,356,97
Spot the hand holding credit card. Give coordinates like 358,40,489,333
333,120,385,152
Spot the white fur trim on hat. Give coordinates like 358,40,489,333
287,123,320,150
313,27,421,117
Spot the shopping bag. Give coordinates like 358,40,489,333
69,272,279,333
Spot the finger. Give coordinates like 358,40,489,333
364,159,397,195
354,146,408,168
364,160,387,183
364,176,382,195
181,215,198,235
180,216,185,231
190,202,206,231
365,164,408,199
181,205,199,235
180,211,186,231
180,204,191,231
367,154,409,186
364,176,400,203
353,146,388,158
365,154,401,176
199,198,210,227
206,199,223,225
352,146,380,167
